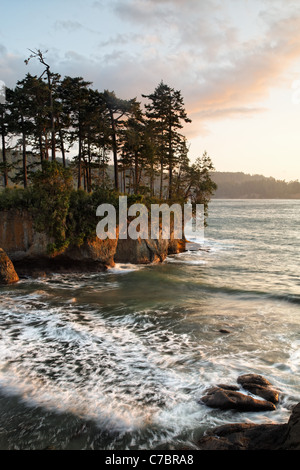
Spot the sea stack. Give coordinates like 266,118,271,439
0,248,19,284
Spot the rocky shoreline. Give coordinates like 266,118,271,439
1,211,299,450
197,374,300,450
0,208,186,280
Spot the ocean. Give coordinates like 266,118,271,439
0,199,299,449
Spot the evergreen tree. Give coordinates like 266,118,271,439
25,49,57,161
142,81,191,199
102,90,138,191
59,76,92,189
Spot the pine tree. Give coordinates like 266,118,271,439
102,90,138,191
142,81,191,199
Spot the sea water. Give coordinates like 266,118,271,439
0,200,299,449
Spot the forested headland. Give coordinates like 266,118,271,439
0,49,216,201
0,49,216,252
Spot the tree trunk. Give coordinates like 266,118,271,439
168,125,173,199
22,131,27,188
134,150,139,192
78,133,82,189
57,115,66,167
39,134,44,164
44,128,49,160
160,160,164,199
109,109,119,191
46,68,56,161
87,140,92,192
1,125,8,187
168,163,173,199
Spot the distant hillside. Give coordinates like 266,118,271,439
1,150,299,200
212,172,300,199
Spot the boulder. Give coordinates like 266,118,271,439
237,373,272,387
237,374,279,404
240,383,279,404
199,387,276,412
0,248,19,284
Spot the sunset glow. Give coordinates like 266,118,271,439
1,0,300,180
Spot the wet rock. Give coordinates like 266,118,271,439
237,374,272,387
200,387,276,412
241,383,279,404
197,422,288,450
237,374,279,404
0,248,19,284
217,384,240,391
197,402,300,450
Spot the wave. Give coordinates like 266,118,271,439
107,263,144,274
192,282,300,305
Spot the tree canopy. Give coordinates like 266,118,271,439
0,49,217,209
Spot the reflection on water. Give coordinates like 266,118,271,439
0,200,299,449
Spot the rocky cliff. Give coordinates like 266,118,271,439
0,209,185,276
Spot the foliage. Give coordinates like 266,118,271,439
66,188,120,246
0,186,34,211
30,161,73,253
0,50,218,236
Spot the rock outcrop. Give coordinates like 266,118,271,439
197,402,300,450
0,248,19,284
196,374,297,450
0,209,186,275
237,374,279,404
199,374,280,412
115,236,185,264
200,387,276,412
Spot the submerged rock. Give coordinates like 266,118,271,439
0,248,19,284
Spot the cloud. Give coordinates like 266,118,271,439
99,33,143,48
54,20,84,32
1,0,300,142
186,13,300,117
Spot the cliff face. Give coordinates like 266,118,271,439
0,209,48,260
0,209,185,275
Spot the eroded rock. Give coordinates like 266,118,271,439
0,248,19,284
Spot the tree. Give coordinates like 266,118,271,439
31,160,73,252
142,81,191,199
119,102,147,193
0,100,9,187
8,81,37,188
59,76,92,189
25,49,57,160
185,151,217,223
102,90,138,191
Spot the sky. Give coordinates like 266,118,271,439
1,0,300,181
